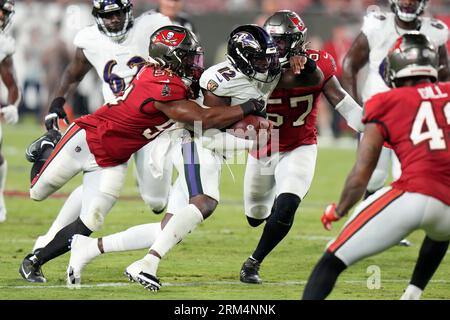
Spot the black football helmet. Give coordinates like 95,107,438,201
227,24,281,83
263,10,307,65
92,0,133,42
381,32,438,88
390,0,428,22
149,25,204,83
0,0,14,31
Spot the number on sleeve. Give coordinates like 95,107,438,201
218,67,236,81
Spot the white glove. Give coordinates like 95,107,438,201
1,105,19,124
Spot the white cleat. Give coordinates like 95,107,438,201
66,234,97,288
124,259,149,282
66,265,81,289
124,258,156,283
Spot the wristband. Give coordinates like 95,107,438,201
240,100,255,116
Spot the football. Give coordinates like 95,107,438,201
227,115,272,140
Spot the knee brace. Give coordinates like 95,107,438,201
270,193,301,226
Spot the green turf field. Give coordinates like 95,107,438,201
0,116,449,300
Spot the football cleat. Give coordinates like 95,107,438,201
66,266,80,289
240,257,262,284
66,234,98,288
398,238,412,247
124,258,149,283
137,272,161,292
19,254,46,283
25,129,62,163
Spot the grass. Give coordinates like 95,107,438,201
0,116,449,300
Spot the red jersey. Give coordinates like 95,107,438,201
75,66,188,167
363,82,450,206
266,49,337,153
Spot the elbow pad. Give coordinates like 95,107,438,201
335,94,365,132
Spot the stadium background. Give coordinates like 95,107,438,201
0,0,449,300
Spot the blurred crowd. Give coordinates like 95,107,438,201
4,0,450,141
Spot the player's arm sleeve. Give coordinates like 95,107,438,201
199,71,228,97
362,93,390,141
335,94,364,132
150,81,188,102
319,50,338,82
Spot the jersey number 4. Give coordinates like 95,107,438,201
267,94,313,127
410,101,450,150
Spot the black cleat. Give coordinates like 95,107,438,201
137,272,161,292
19,254,47,283
240,257,262,284
25,129,62,162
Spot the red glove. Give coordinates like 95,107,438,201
321,203,341,231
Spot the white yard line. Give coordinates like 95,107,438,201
2,279,450,290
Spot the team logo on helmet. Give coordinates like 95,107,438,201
232,32,261,50
289,16,306,32
154,30,186,47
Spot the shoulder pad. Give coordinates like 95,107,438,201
0,34,15,58
430,19,447,30
366,10,387,21
73,25,97,49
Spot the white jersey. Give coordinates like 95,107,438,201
0,32,15,63
73,12,171,104
199,60,279,105
361,11,448,103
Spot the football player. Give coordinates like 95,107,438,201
303,32,450,300
19,25,265,284
65,24,315,290
342,0,450,297
24,0,173,265
239,10,364,284
0,0,20,223
344,0,448,198
128,21,354,292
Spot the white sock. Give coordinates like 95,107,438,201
142,253,161,276
32,186,83,251
400,284,423,300
0,161,7,218
150,204,204,258
102,223,161,253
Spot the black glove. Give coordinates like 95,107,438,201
240,98,266,118
45,97,68,131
